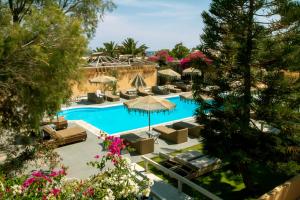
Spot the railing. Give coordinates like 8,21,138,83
142,156,222,200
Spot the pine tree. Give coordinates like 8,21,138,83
193,0,300,193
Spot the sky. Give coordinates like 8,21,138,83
89,0,211,51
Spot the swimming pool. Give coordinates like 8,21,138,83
59,96,198,134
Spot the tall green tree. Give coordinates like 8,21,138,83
118,38,148,57
170,42,190,59
2,0,115,37
0,0,114,173
94,41,119,58
193,0,300,193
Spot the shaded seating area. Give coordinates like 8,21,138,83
42,125,87,146
152,86,170,95
120,133,154,155
120,89,138,99
173,121,204,138
153,125,188,144
104,91,120,102
137,87,154,96
87,91,105,104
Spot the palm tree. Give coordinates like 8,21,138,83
93,41,119,58
119,38,148,57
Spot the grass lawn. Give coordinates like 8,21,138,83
138,144,288,200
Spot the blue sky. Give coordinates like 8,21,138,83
89,0,211,51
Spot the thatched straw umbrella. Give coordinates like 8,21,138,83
131,74,146,88
182,67,201,82
124,96,176,131
89,75,117,93
158,69,181,80
89,75,117,84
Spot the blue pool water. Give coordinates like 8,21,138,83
59,96,198,134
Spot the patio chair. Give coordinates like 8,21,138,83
172,121,204,138
120,89,138,100
120,133,154,155
153,125,188,144
42,125,87,146
87,92,105,104
105,91,120,102
152,86,170,95
42,116,68,130
137,87,154,96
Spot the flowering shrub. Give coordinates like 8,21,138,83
180,50,213,69
0,135,153,199
148,50,174,66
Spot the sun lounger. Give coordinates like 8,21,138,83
172,121,204,138
153,126,188,144
105,91,120,102
161,151,221,179
120,90,137,100
137,87,154,96
152,86,170,95
120,133,154,155
165,85,182,93
87,92,105,103
43,125,87,146
173,82,192,92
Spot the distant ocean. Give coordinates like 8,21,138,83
146,51,156,57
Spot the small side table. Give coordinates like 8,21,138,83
146,130,160,144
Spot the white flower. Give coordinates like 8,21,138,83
142,188,151,197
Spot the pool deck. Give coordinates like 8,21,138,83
55,120,199,200
55,119,202,179
55,93,199,199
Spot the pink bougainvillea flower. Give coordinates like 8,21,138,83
51,188,61,196
94,155,100,159
31,171,43,177
22,177,36,188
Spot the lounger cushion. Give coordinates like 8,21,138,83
153,126,175,134
56,126,86,139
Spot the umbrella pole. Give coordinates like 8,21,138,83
148,111,151,131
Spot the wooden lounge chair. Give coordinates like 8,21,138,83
120,90,137,100
152,86,170,95
160,151,221,179
173,82,192,92
120,133,154,155
165,85,182,93
87,92,105,104
105,91,120,102
43,125,87,146
153,126,188,144
174,152,221,178
137,87,154,96
172,121,204,138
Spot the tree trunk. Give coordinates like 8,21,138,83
239,163,256,193
242,0,254,129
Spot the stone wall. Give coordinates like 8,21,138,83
71,64,157,97
259,175,300,200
